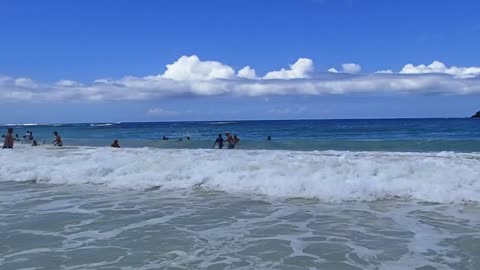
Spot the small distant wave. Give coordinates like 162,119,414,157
1,147,480,203
2,123,38,127
90,123,116,127
209,121,236,125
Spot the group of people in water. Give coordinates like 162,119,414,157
214,132,240,149
3,128,271,150
2,128,63,149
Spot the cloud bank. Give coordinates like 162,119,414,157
1,56,480,103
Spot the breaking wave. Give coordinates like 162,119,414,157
1,147,479,203
89,123,116,127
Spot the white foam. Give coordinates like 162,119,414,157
1,147,479,203
89,123,115,127
2,123,38,126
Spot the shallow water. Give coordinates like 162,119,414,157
1,181,479,270
2,119,480,269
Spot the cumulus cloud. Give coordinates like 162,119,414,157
328,63,362,74
1,56,480,103
162,55,235,80
399,60,480,78
341,63,361,74
238,66,257,79
263,58,314,79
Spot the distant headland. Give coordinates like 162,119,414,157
471,111,480,118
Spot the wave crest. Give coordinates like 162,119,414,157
1,147,479,203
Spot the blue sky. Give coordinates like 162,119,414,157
1,0,480,123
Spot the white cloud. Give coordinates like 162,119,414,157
375,69,393,74
147,107,178,116
238,66,257,79
400,60,480,78
162,55,235,80
328,63,362,74
56,80,80,87
1,56,480,103
328,68,339,73
263,58,314,79
341,63,361,74
15,78,37,88
268,106,308,114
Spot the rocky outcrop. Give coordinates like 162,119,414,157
471,111,480,118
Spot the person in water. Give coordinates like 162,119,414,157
23,131,33,140
234,135,240,143
267,135,272,141
32,140,38,146
53,131,63,146
226,132,236,149
111,139,120,148
213,134,224,149
162,136,169,140
3,128,15,149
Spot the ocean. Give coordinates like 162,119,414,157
1,119,479,269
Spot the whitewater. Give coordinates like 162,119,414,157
1,146,480,203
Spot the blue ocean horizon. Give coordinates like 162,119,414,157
4,117,480,152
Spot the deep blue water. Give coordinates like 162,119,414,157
3,118,480,152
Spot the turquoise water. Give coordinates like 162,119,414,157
5,118,480,152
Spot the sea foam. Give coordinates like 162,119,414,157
1,147,479,203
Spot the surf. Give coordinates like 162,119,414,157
1,146,479,203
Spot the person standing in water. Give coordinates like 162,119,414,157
213,134,224,149
53,131,63,146
226,132,236,149
267,136,272,141
111,139,120,148
3,128,15,149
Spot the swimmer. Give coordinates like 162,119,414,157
32,140,38,146
53,131,63,146
187,136,191,140
111,139,120,148
3,128,15,149
162,136,169,140
234,135,240,143
213,134,224,149
267,136,272,141
226,132,235,149
23,131,32,140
